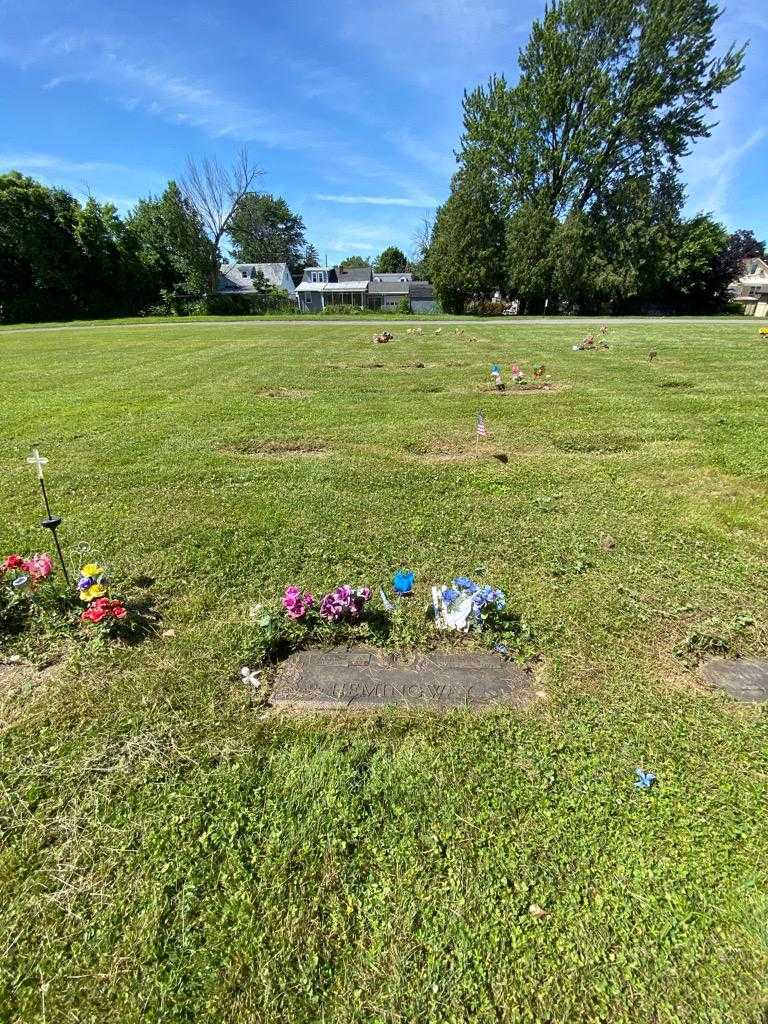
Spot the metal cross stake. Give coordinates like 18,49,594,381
26,446,71,586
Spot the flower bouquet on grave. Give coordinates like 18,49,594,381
431,577,506,633
1,552,56,631
77,563,128,633
510,364,525,385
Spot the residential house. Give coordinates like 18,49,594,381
218,262,297,300
295,266,436,312
729,257,768,317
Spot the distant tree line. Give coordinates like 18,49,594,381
424,0,760,314
0,150,321,324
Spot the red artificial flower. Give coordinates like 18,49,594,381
2,554,24,573
111,603,127,620
81,606,108,623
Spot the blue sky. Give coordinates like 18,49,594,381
1,0,766,265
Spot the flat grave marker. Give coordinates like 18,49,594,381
700,658,768,703
271,648,537,711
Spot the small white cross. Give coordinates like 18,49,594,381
26,447,48,481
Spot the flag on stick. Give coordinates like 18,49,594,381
476,412,487,438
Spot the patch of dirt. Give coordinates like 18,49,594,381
259,388,312,400
405,441,540,464
553,435,641,455
656,380,695,390
225,440,329,458
0,660,60,715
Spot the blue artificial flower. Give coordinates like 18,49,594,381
634,769,656,790
442,587,459,606
491,364,501,375
12,575,28,588
453,577,478,594
77,576,94,590
392,569,415,595
494,643,509,656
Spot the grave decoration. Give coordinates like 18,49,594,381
432,578,506,633
490,364,505,390
648,350,658,362
759,327,768,337
510,363,525,383
26,447,70,585
1,551,58,634
77,563,128,627
392,569,415,596
573,332,608,352
374,331,394,344
281,583,371,625
634,768,656,790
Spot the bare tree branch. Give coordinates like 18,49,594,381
181,147,262,292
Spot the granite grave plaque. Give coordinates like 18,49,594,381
700,658,768,703
271,648,536,710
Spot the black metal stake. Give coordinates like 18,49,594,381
28,447,71,587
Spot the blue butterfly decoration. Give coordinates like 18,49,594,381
634,768,656,790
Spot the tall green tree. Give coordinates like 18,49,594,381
303,243,321,269
459,0,744,308
228,192,307,279
0,172,82,323
426,169,506,312
375,246,410,274
127,182,211,299
339,255,371,269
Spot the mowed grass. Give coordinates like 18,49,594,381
1,318,768,1023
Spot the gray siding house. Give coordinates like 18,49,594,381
218,262,297,300
296,266,436,312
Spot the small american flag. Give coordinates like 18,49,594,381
476,412,487,438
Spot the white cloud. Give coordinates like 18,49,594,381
0,152,136,175
315,193,439,207
686,126,767,220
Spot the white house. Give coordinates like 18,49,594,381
218,262,297,300
729,257,768,317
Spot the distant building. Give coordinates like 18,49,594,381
729,257,768,317
218,262,297,300
295,265,436,313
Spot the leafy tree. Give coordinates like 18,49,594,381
0,171,82,323
339,256,371,269
228,192,307,279
427,169,506,312
462,0,743,220
458,0,744,308
375,246,410,274
717,229,766,285
303,244,321,269
126,182,211,299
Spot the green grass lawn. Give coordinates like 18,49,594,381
2,318,768,1023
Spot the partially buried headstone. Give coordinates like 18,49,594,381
700,658,768,703
271,648,536,710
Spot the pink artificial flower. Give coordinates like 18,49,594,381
281,586,313,620
23,553,53,580
2,554,24,573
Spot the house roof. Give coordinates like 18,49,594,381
409,281,435,300
338,267,373,282
323,281,368,292
373,272,413,283
369,280,409,295
219,262,295,294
